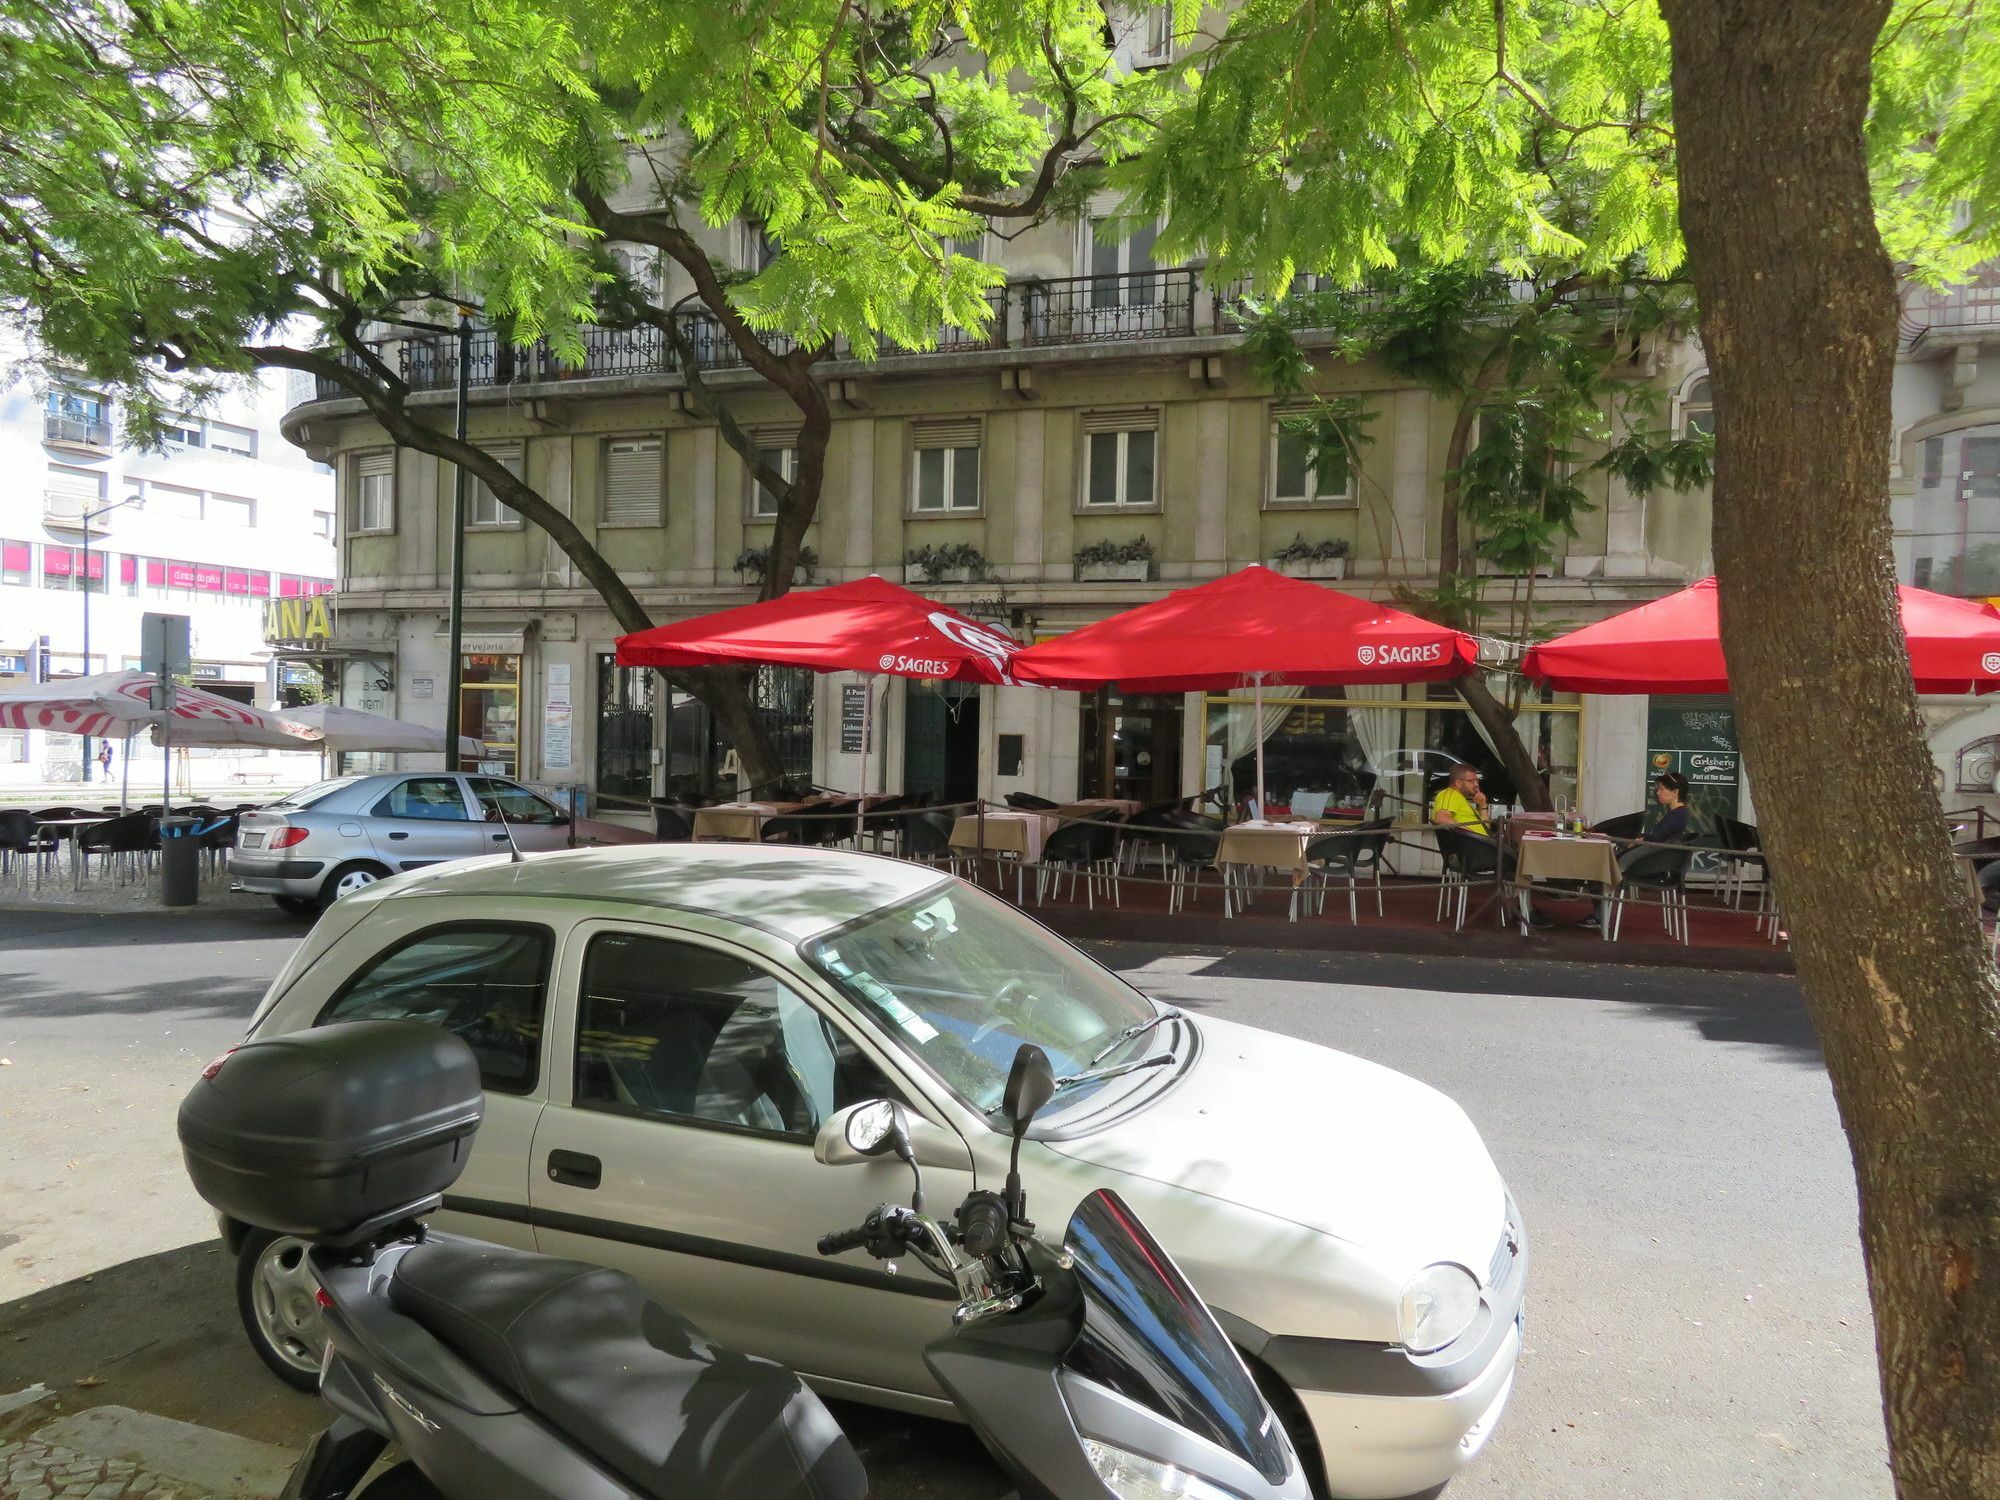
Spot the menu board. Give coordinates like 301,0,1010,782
1645,695,1740,827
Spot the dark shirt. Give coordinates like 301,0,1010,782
1649,805,1691,843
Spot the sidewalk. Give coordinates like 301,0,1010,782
1,1394,292,1500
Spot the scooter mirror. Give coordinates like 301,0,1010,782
1001,1044,1056,1139
845,1099,906,1157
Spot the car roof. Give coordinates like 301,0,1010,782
371,842,947,943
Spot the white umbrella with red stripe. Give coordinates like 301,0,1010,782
0,671,320,750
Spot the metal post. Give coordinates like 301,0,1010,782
442,311,471,771
81,521,92,779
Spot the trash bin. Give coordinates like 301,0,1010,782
160,815,200,908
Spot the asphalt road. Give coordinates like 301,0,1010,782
0,907,1890,1497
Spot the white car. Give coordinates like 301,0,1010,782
220,844,1524,1499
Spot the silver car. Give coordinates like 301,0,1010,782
228,772,648,913
222,843,1525,1499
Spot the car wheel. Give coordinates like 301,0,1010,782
273,895,319,918
357,1463,445,1498
320,861,388,909
237,1229,325,1392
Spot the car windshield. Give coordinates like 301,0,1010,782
802,882,1160,1115
265,777,362,811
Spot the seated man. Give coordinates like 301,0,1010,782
1432,763,1547,926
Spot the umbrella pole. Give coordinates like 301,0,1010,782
120,731,131,814
1253,673,1267,820
856,676,873,847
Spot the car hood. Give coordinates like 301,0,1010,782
1046,1015,1507,1278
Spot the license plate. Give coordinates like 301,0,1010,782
241,832,264,849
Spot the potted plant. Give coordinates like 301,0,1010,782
735,545,817,587
1073,536,1154,583
905,542,993,585
1267,533,1351,580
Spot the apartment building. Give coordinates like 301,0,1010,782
0,355,337,786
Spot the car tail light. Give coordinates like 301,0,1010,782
268,827,310,849
200,1049,237,1079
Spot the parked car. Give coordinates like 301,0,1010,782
217,844,1525,1500
227,772,650,913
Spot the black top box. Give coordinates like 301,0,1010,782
178,1020,485,1243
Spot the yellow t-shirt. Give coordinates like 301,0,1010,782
1431,787,1489,835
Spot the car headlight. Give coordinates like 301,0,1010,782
1083,1439,1247,1500
1399,1262,1482,1354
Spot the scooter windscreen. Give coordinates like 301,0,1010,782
1062,1189,1292,1485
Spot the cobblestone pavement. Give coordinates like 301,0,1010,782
0,1432,196,1499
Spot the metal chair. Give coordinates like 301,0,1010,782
1306,818,1394,924
0,810,57,889
1589,811,1646,841
651,803,696,842
1005,792,1060,811
78,812,157,887
1037,820,1121,910
1433,825,1507,932
1612,843,1697,943
897,811,955,868
1164,828,1221,914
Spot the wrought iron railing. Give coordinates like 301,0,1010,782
1019,268,1198,345
879,286,1011,355
313,345,387,400
1903,285,2000,349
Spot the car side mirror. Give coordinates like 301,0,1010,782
814,1101,973,1172
844,1099,907,1158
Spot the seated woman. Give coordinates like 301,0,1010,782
1587,772,1693,929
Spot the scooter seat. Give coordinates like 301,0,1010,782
389,1237,867,1500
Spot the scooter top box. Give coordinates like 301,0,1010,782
178,1020,484,1242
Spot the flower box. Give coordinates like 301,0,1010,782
905,564,981,586
1268,556,1348,580
1076,560,1151,583
739,565,811,588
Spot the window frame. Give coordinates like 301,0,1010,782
600,434,665,528
1677,373,1715,440
369,775,477,822
565,926,904,1145
909,438,983,516
468,442,527,530
1080,425,1161,513
1265,406,1358,511
350,450,396,536
314,919,557,1095
747,442,798,520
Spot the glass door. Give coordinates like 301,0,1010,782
1080,692,1182,805
460,653,520,775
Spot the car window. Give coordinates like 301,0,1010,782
374,777,472,821
574,932,896,1140
318,923,552,1094
267,777,363,811
469,778,564,825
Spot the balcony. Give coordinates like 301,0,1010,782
44,490,110,532
43,412,111,449
1020,268,1197,345
1903,285,2000,351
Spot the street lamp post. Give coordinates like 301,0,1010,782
442,310,472,773
79,492,141,780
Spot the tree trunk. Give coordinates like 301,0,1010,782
1457,675,1552,811
1662,4,2000,1495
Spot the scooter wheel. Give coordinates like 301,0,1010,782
357,1463,445,1498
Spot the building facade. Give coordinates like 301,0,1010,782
0,356,337,787
288,208,1997,833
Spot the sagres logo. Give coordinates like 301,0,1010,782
1982,652,2000,675
1360,642,1445,666
878,653,897,671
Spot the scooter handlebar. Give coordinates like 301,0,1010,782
817,1224,874,1256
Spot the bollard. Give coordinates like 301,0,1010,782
160,815,200,908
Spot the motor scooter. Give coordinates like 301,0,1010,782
179,1021,1311,1500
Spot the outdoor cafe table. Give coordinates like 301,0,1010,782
691,801,800,842
1513,832,1620,939
1055,798,1143,820
33,814,112,891
1214,820,1319,921
948,810,1053,901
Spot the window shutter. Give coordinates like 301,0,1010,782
357,451,392,480
1080,407,1158,435
911,417,981,449
603,438,663,524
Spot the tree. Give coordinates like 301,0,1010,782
1134,1,2000,1490
1240,264,1711,808
0,0,1162,787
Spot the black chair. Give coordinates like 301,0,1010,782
78,812,157,887
198,814,239,877
1005,792,1060,811
1163,827,1221,914
1433,825,1509,932
808,798,862,848
0,810,57,889
1037,820,1121,910
859,795,915,853
758,812,817,846
897,810,955,867
1589,811,1646,841
651,803,696,842
1306,818,1394,924
1612,843,1697,943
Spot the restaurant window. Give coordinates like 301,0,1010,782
470,442,525,528
1079,691,1183,806
351,451,395,534
460,653,521,775
1679,375,1714,438
596,655,656,806
1268,405,1354,508
1082,411,1159,511
750,437,797,519
1200,683,1582,822
1,541,29,587
602,436,663,525
910,420,981,514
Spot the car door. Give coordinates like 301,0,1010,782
363,776,490,871
466,776,572,853
528,918,974,1401
260,900,564,1252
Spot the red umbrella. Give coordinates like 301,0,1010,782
1010,566,1477,812
1521,576,2000,694
616,576,1021,832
